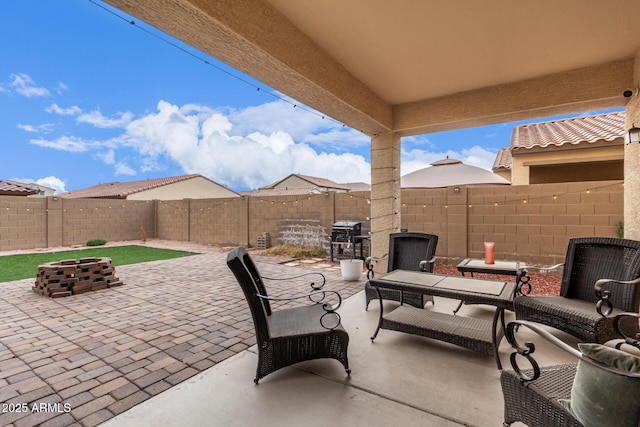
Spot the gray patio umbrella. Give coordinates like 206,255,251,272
401,158,510,188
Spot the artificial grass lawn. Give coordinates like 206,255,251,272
0,245,197,282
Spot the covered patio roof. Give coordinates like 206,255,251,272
104,0,640,136
103,0,640,246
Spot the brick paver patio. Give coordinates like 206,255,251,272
0,242,363,427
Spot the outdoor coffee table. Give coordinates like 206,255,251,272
369,270,517,369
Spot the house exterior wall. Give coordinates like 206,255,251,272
0,181,624,266
271,175,314,190
493,169,511,182
127,176,239,200
511,143,624,185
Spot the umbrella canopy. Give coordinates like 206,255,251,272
402,158,511,188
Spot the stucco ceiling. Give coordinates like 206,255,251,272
105,0,640,136
267,0,640,104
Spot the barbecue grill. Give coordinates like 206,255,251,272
330,221,363,261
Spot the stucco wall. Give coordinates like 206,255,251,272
127,176,239,200
511,144,623,185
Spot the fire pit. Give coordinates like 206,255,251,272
33,257,124,298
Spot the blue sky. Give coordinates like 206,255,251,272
1,1,622,194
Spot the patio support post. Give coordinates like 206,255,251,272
370,132,402,275
624,51,640,240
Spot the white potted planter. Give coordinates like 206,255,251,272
340,259,363,281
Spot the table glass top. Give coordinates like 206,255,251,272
380,270,506,295
458,258,525,271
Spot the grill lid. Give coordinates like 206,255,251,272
332,221,361,228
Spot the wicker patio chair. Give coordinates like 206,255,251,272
514,237,640,343
226,247,350,384
364,232,438,310
500,313,640,427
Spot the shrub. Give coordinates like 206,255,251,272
87,239,107,246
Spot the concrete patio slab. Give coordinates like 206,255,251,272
102,289,578,427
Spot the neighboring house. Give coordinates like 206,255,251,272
491,148,512,182
60,174,240,200
493,111,625,185
402,158,510,188
341,182,372,192
27,183,56,197
0,179,39,196
242,174,370,197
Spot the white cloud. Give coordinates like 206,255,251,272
9,176,66,194
30,136,90,153
95,149,115,165
228,100,369,151
114,162,136,176
77,110,133,128
36,176,66,193
123,100,370,189
9,73,50,97
18,123,55,133
56,82,68,94
46,103,82,116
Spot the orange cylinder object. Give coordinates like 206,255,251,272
484,242,495,264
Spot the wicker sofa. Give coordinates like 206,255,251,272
514,237,640,343
500,314,640,427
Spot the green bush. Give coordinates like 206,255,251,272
616,222,624,239
87,239,107,246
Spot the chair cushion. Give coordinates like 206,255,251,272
560,343,640,427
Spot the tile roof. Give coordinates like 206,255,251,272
265,173,351,191
511,111,625,151
492,148,512,171
240,188,322,197
0,179,39,196
60,174,223,199
341,182,371,191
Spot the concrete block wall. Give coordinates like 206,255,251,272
188,197,248,247
335,191,372,234
399,181,623,265
466,180,623,265
248,193,334,248
0,196,156,251
157,200,189,242
60,198,156,247
0,181,624,267
0,196,47,251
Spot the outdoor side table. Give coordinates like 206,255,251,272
456,258,526,278
455,258,530,313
